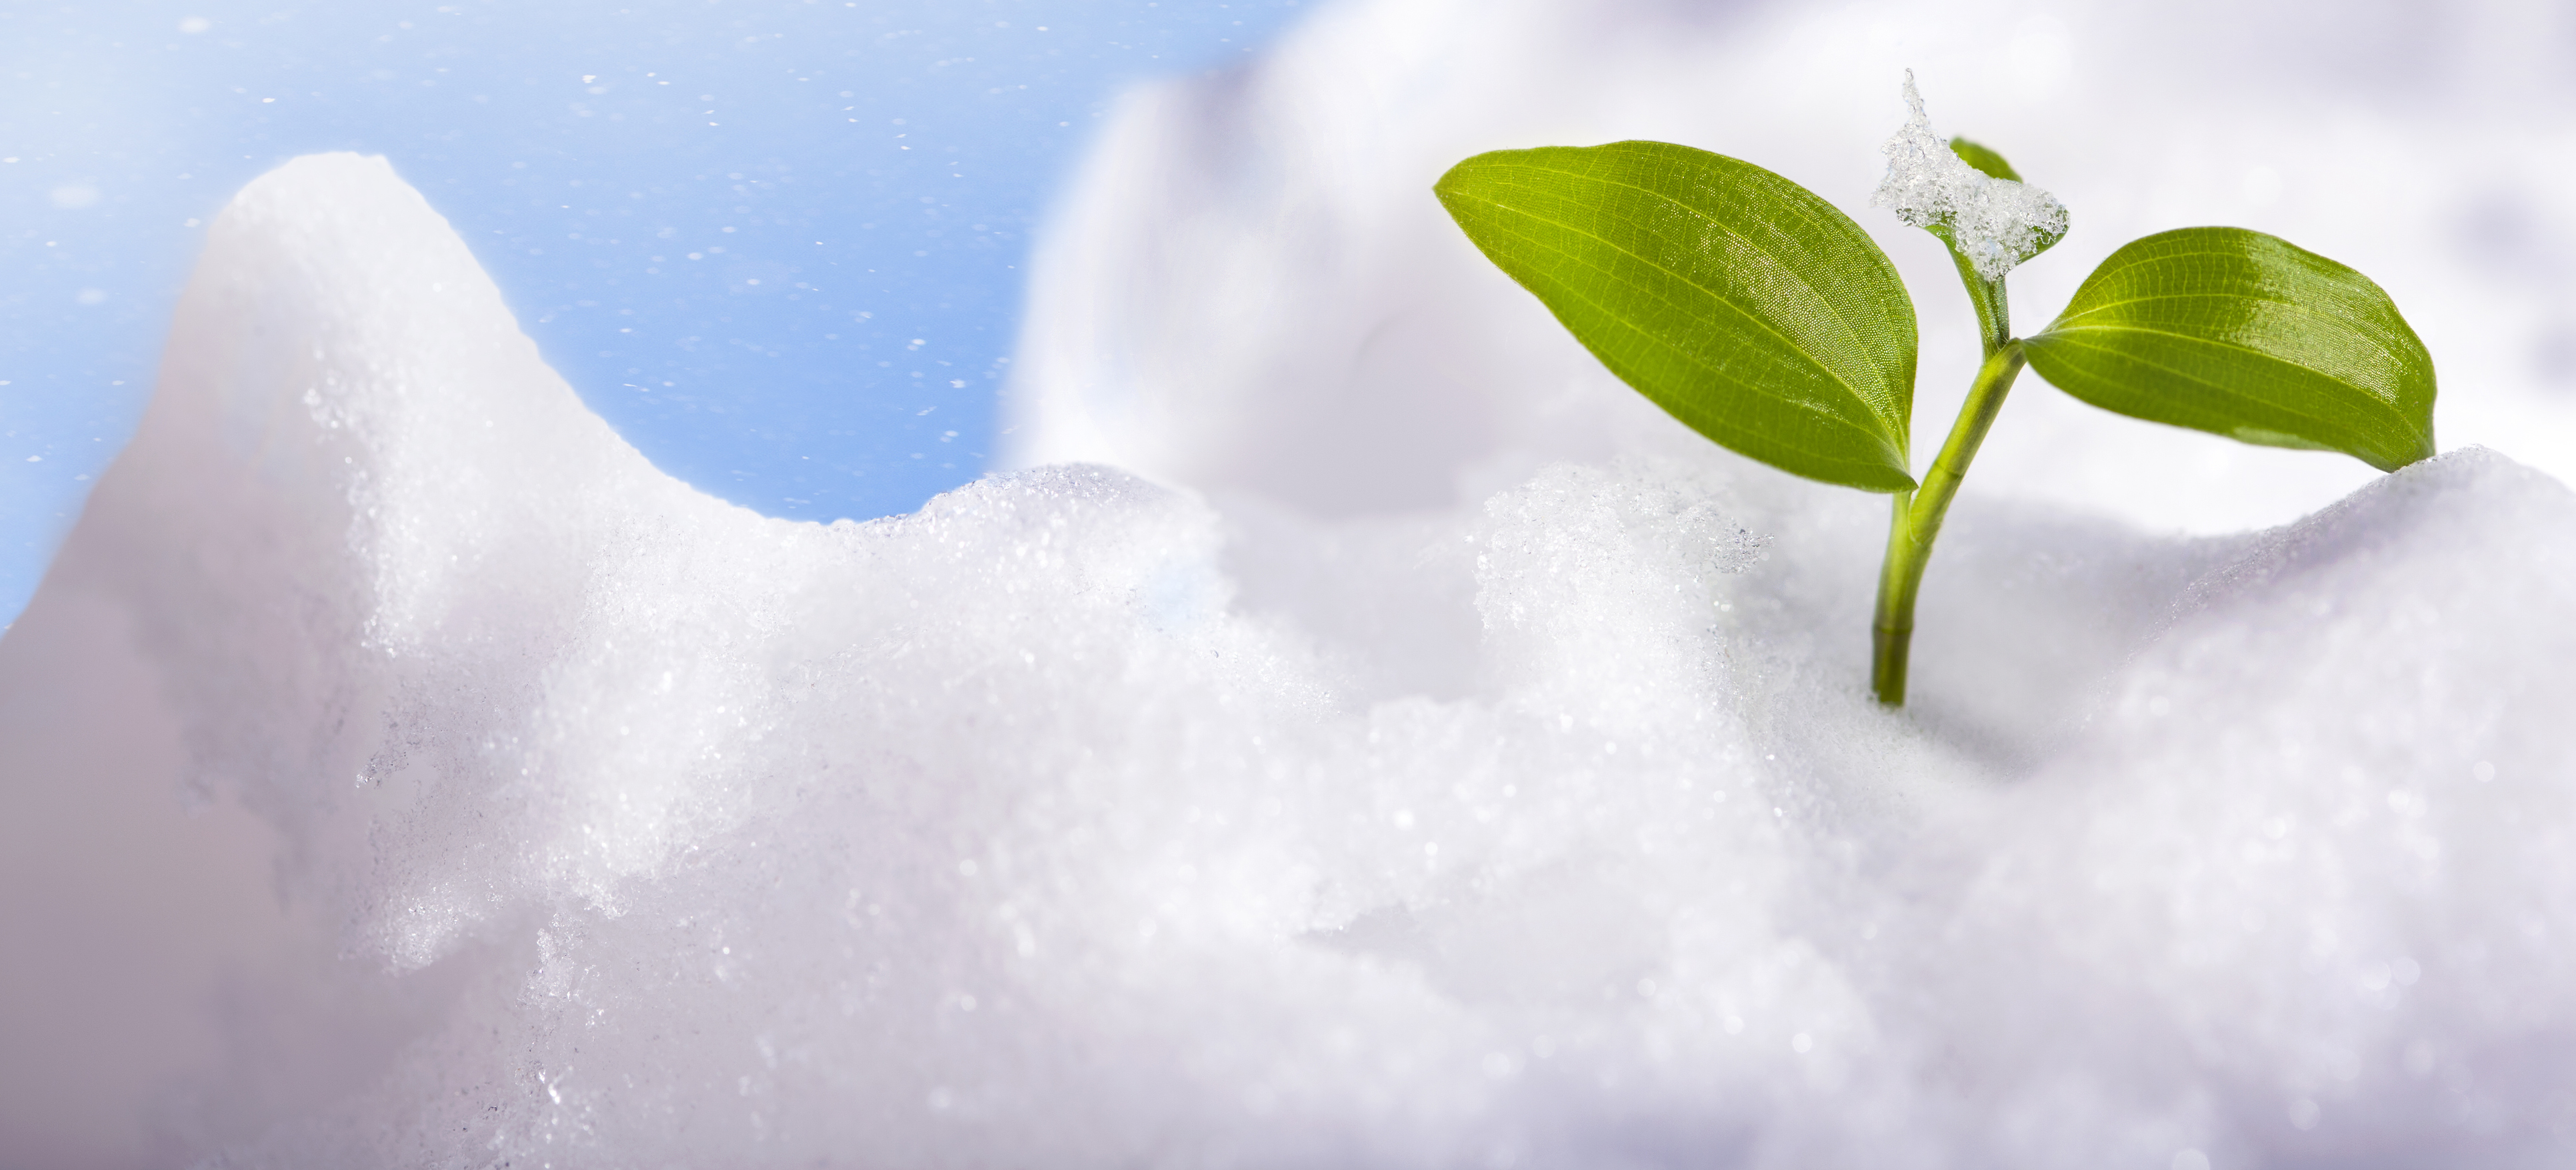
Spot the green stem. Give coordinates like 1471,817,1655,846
1871,337,2027,706
1947,246,2012,356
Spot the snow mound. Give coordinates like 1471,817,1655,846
1871,71,2070,283
3,148,2575,1168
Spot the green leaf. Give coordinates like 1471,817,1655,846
2024,227,2436,471
1436,141,1918,492
1947,137,2020,182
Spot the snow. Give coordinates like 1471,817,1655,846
5,0,2576,1167
1871,71,2070,283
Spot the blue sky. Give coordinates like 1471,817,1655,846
0,0,1307,625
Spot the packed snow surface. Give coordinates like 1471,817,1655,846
1871,72,2070,283
6,1,2576,1167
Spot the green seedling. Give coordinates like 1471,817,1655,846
1435,73,2436,706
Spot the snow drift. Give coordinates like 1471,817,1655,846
7,1,2576,1167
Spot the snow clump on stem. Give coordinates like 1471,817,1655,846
1872,71,2069,283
